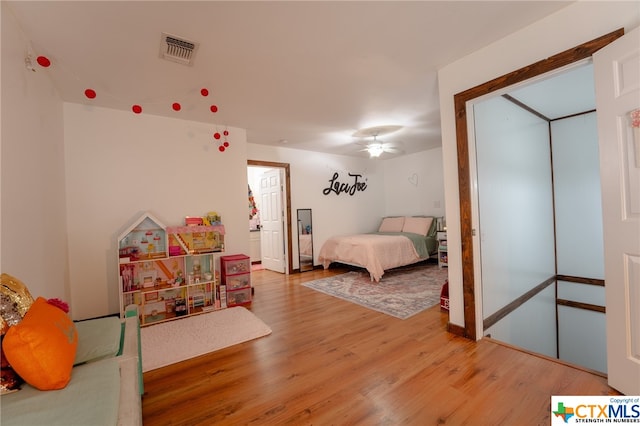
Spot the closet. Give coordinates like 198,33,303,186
471,62,607,373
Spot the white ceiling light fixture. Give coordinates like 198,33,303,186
353,125,403,158
367,136,385,158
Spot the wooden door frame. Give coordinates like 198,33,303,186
453,29,623,340
247,160,294,275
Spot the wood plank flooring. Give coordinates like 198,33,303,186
142,266,617,425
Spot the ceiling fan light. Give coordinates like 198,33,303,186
368,144,384,157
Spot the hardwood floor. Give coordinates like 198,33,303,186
142,267,617,425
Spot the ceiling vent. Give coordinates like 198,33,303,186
159,32,199,66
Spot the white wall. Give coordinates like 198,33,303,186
558,282,607,372
247,144,386,268
553,112,607,372
438,1,640,330
552,112,604,279
383,148,445,218
65,113,443,319
63,103,248,319
474,96,555,317
474,99,607,369
2,71,444,321
2,2,446,320
247,146,445,270
486,286,557,359
1,3,70,304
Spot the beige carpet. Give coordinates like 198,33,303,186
141,307,272,372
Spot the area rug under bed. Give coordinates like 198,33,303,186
141,306,272,372
303,264,448,319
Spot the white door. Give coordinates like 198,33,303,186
259,169,286,273
593,26,640,395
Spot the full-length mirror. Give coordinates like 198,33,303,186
297,209,314,272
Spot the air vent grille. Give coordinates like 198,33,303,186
159,32,199,66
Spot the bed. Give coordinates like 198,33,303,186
318,216,438,282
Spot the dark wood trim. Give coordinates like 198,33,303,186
556,275,605,286
454,93,477,340
557,299,606,314
502,94,551,121
454,28,624,340
447,322,466,337
503,95,597,124
247,160,294,275
483,276,556,331
454,29,623,103
293,265,323,274
550,109,597,122
549,120,560,358
476,274,606,335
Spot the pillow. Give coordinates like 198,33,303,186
1,273,35,320
3,297,78,390
402,216,434,236
1,294,22,331
0,273,34,395
378,217,405,233
74,316,122,365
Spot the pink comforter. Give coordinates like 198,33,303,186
318,234,420,282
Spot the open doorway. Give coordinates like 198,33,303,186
451,30,627,377
453,29,623,341
456,25,640,396
247,160,294,275
469,60,606,373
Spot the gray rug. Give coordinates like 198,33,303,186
141,306,271,371
303,264,448,319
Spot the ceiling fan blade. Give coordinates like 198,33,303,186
352,136,405,157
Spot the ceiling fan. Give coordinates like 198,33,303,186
358,134,402,158
353,125,403,158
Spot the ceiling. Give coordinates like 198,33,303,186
507,62,595,119
6,1,574,158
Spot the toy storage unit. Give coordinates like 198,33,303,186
117,212,225,326
220,254,252,307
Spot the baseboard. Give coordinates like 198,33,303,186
447,322,467,338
